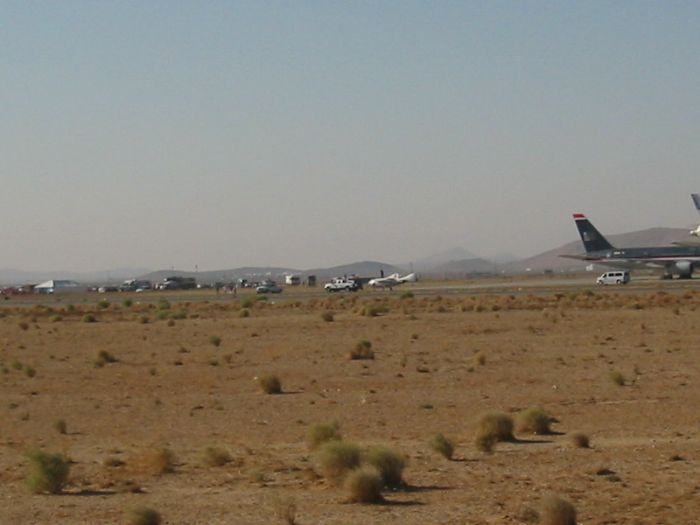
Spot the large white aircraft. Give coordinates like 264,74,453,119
368,272,417,289
690,194,700,236
562,213,700,279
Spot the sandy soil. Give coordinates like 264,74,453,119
1,288,699,524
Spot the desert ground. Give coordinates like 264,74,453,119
1,280,699,524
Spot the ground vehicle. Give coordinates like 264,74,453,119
324,277,360,292
596,271,630,285
256,280,283,294
120,280,153,292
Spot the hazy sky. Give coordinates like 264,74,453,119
2,2,700,271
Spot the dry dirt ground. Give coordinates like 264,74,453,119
1,288,699,524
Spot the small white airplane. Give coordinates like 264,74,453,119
690,194,700,236
368,272,417,289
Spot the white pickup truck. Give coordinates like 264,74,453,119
324,277,360,292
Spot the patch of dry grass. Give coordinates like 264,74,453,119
128,507,162,525
609,370,625,386
257,374,282,394
477,412,515,442
26,449,70,494
317,441,361,484
307,421,341,450
344,466,384,503
570,432,590,449
362,446,406,488
201,446,231,467
349,340,374,360
53,419,67,435
540,495,577,525
429,433,455,460
516,407,552,434
130,448,175,476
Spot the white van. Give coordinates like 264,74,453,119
596,271,630,285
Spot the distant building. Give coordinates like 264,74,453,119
34,280,84,294
285,274,301,286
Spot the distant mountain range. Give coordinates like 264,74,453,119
138,261,404,284
0,268,150,286
2,227,697,285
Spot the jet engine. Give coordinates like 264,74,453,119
674,261,694,279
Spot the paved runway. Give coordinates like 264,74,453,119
3,273,700,308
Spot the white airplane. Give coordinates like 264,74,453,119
368,272,417,289
690,194,700,236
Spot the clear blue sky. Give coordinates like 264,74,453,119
2,1,699,271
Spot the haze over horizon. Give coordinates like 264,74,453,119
3,2,700,273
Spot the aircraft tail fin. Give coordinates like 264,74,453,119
573,214,614,253
692,194,700,212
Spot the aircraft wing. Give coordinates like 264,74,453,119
559,254,594,260
673,240,700,247
692,194,700,214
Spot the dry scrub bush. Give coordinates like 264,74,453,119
609,370,625,386
516,407,552,435
429,433,455,460
344,466,384,503
201,446,231,467
258,374,282,394
240,308,250,318
321,311,334,322
362,304,389,317
82,314,97,323
53,419,67,435
94,350,117,368
170,310,187,320
540,495,577,525
349,340,374,360
473,352,486,366
317,441,361,484
131,448,175,476
307,422,341,450
570,433,590,449
26,450,70,494
362,446,406,488
128,507,162,525
208,335,222,347
477,412,515,442
273,495,298,525
474,431,497,453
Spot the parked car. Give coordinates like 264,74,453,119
596,271,630,285
256,280,283,294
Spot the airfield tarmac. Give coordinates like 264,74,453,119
4,272,700,307
1,275,699,524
